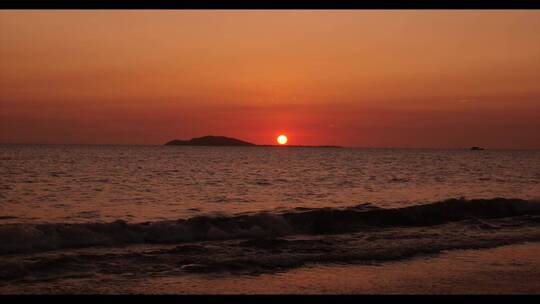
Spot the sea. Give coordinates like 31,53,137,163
1,144,539,293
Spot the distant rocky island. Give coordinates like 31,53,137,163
165,136,341,148
165,136,255,146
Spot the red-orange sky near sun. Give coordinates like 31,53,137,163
1,10,539,148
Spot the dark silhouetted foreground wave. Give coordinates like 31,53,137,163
1,197,539,255
2,197,540,284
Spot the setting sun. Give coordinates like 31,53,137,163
277,135,288,145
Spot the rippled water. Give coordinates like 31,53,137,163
1,144,539,224
1,144,540,293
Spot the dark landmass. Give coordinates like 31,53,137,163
256,145,341,148
470,146,485,151
165,135,341,148
165,136,255,146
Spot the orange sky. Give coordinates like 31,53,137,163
1,10,539,148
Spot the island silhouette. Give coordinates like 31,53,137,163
165,135,341,148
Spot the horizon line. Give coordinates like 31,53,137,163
1,142,540,151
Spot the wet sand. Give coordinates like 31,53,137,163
3,242,539,294
135,242,540,294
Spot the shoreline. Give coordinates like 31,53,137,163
2,242,539,294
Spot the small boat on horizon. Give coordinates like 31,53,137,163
470,146,485,151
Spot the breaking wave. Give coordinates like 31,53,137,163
1,197,540,255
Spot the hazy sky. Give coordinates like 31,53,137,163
1,10,539,148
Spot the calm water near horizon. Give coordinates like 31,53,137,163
1,144,539,224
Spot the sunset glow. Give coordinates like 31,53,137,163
1,10,539,148
277,135,288,145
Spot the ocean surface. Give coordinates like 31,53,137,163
2,144,539,224
1,144,540,293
